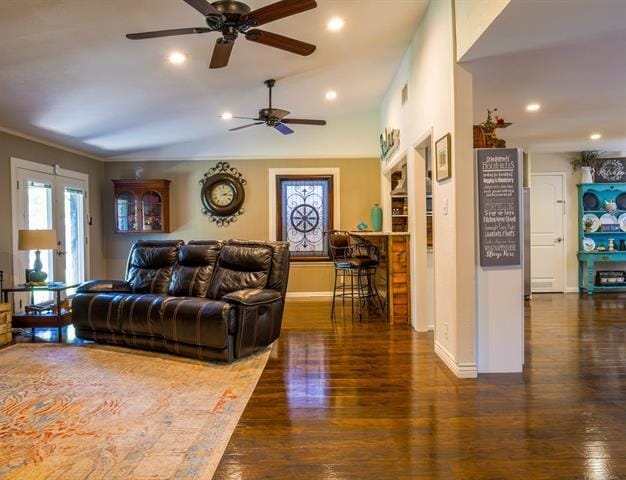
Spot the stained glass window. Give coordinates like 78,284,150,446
277,175,333,260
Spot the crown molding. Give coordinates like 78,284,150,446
104,153,380,163
0,125,104,162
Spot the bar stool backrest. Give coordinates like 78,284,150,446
326,230,353,263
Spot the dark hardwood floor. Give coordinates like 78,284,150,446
12,294,626,479
212,294,626,480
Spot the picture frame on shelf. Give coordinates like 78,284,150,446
435,133,452,181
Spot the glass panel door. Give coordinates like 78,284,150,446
14,165,89,308
54,177,88,291
16,171,57,305
62,187,86,287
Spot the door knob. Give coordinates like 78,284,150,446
554,237,563,243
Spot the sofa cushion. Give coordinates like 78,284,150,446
117,294,172,337
167,245,220,297
225,240,290,297
208,244,273,299
127,245,179,294
160,298,234,350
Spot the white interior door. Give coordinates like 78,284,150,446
530,174,565,293
12,159,89,298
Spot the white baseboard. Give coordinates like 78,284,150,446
434,340,478,378
286,291,333,299
565,286,581,294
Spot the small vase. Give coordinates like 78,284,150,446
580,166,594,184
371,203,383,232
357,219,368,231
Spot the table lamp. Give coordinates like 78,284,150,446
18,229,57,283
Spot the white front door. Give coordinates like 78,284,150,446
11,159,89,303
530,174,565,293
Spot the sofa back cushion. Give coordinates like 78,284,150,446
208,243,273,299
126,241,182,294
225,240,290,297
167,244,221,297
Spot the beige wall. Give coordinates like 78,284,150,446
454,0,510,61
102,158,380,293
379,0,477,376
0,131,105,281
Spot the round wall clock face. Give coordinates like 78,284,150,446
201,172,245,217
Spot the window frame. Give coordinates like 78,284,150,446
274,173,336,262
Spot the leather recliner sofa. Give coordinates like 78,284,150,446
72,239,290,362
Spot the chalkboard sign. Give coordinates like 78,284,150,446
476,148,521,267
595,158,626,183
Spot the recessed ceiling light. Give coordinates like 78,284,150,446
221,112,233,120
325,90,337,101
590,133,602,140
526,103,541,112
327,17,345,32
168,51,187,65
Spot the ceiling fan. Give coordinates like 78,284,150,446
224,79,327,135
126,0,318,69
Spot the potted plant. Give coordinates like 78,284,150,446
570,150,603,183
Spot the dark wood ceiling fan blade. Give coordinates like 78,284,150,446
282,118,326,126
229,122,264,131
183,0,221,16
209,38,235,69
274,123,295,135
126,27,211,40
245,29,315,56
244,0,317,27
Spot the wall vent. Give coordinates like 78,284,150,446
401,83,409,106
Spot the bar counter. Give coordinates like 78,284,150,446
349,232,410,324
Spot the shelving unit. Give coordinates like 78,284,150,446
390,167,408,233
113,179,171,234
577,182,626,294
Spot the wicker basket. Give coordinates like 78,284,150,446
0,303,12,346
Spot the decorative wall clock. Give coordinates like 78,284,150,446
200,162,246,227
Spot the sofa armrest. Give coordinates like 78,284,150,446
77,280,132,294
223,288,281,306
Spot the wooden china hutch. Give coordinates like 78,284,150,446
113,179,171,234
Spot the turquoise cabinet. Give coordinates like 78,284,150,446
577,183,626,294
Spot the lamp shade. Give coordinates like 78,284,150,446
18,229,57,251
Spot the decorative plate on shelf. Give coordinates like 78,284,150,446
600,213,618,225
582,213,601,232
619,213,626,232
582,237,596,252
582,192,600,210
616,192,626,210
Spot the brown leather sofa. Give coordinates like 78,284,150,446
72,239,290,362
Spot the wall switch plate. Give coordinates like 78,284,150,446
442,197,449,215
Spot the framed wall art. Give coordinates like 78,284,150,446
435,133,452,181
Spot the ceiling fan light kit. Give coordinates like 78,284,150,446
126,0,318,69
225,79,327,135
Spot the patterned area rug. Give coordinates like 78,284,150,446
0,343,270,480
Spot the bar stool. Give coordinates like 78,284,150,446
326,230,384,320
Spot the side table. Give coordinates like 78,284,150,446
1,282,79,343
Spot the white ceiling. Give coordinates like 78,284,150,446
0,0,428,160
469,0,626,153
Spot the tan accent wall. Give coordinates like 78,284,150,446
102,158,380,293
0,131,105,281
